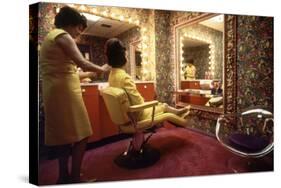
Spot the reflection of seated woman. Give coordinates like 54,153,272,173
211,81,223,96
183,59,196,80
105,38,190,124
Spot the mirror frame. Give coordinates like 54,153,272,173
173,13,237,116
129,39,142,80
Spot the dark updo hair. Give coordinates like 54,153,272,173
105,38,127,68
54,6,87,29
186,58,194,64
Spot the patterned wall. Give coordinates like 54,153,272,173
154,10,175,103
237,16,274,112
89,37,107,66
38,3,60,43
76,35,107,65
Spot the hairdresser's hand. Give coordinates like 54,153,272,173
101,64,111,72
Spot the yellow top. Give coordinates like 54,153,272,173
108,68,165,120
40,28,92,146
184,63,196,80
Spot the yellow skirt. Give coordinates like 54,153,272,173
42,72,92,146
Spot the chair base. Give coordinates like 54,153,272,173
114,145,160,169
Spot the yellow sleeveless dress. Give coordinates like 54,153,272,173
40,28,92,146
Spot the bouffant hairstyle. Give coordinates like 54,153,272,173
54,6,87,29
105,38,127,68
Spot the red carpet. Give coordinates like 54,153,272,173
39,125,273,185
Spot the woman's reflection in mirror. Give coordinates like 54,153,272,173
183,58,196,80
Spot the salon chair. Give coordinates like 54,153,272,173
216,107,273,172
101,87,188,169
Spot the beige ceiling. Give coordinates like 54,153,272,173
182,15,224,47
199,15,224,32
183,38,209,48
82,17,137,38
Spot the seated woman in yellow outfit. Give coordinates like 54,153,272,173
105,38,189,124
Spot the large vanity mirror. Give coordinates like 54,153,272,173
174,13,237,114
73,5,142,81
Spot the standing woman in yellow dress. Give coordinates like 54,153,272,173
40,6,110,184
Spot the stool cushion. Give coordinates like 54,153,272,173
229,133,269,152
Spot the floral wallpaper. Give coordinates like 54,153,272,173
38,3,61,43
29,4,38,41
186,115,217,135
154,10,175,103
237,16,273,112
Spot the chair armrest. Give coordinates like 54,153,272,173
128,100,159,112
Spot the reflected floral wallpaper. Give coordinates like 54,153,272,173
76,35,107,66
